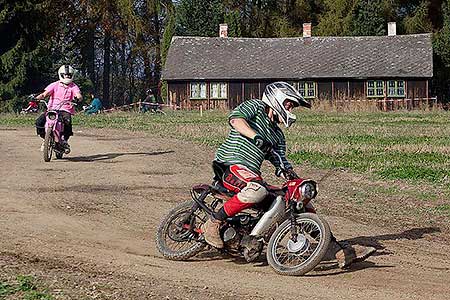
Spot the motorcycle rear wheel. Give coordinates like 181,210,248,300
267,213,331,276
43,129,54,162
156,200,207,260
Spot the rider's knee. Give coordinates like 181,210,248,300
237,181,268,204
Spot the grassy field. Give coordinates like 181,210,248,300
1,109,449,220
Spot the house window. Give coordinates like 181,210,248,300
367,80,384,97
387,80,405,97
298,81,316,98
210,82,227,99
190,82,206,99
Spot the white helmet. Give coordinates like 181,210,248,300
58,65,75,85
261,81,311,128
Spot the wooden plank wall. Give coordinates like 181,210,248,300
167,79,431,110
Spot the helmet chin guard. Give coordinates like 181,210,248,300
262,82,310,127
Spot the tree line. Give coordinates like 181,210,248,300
1,0,449,111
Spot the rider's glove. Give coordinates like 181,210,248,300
285,168,299,180
252,134,272,153
275,168,284,178
276,168,299,180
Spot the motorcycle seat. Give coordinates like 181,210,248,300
211,181,235,197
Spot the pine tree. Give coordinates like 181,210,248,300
402,1,433,33
175,0,225,36
0,0,54,111
433,0,450,103
351,0,386,36
315,0,356,36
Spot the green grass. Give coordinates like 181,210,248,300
434,204,450,216
0,275,53,299
287,111,450,184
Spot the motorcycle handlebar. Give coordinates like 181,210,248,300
39,99,77,110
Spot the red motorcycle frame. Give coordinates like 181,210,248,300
156,151,331,276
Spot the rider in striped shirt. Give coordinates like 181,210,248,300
204,82,307,249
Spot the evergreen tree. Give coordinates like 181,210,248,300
0,0,54,111
434,0,450,67
350,0,386,36
402,1,433,33
175,0,225,36
433,0,450,103
316,0,356,36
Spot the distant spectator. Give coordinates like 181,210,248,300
83,93,102,115
141,89,157,113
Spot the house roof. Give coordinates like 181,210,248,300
163,34,433,80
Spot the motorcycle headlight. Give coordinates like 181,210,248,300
47,111,57,120
299,182,317,201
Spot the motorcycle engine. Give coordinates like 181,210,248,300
222,214,254,252
222,226,242,252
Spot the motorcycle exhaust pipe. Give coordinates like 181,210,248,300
250,196,286,237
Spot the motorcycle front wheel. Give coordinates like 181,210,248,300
43,129,54,162
156,200,207,260
267,213,331,276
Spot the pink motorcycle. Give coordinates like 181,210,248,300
41,99,76,162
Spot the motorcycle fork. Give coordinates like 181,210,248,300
289,202,299,243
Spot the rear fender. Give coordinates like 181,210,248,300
192,184,210,194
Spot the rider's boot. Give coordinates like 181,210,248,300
202,218,224,249
61,140,71,154
335,243,376,269
202,207,228,249
40,141,45,152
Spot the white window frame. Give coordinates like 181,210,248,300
298,81,316,99
387,80,405,97
210,82,227,99
367,80,385,98
190,82,207,99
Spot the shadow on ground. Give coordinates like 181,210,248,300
64,150,174,162
172,227,441,276
348,227,441,250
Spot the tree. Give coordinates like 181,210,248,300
0,0,54,111
433,0,450,103
316,0,356,36
350,0,386,36
402,1,433,33
175,0,225,36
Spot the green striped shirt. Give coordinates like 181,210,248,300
215,99,292,173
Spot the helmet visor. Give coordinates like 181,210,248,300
60,73,73,79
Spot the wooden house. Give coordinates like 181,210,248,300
163,25,433,110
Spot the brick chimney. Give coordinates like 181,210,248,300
219,24,228,38
303,23,312,38
388,22,396,36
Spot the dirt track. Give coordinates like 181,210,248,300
1,127,450,300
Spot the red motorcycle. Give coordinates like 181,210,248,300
156,151,331,276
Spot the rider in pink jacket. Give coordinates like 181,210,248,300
35,65,82,151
